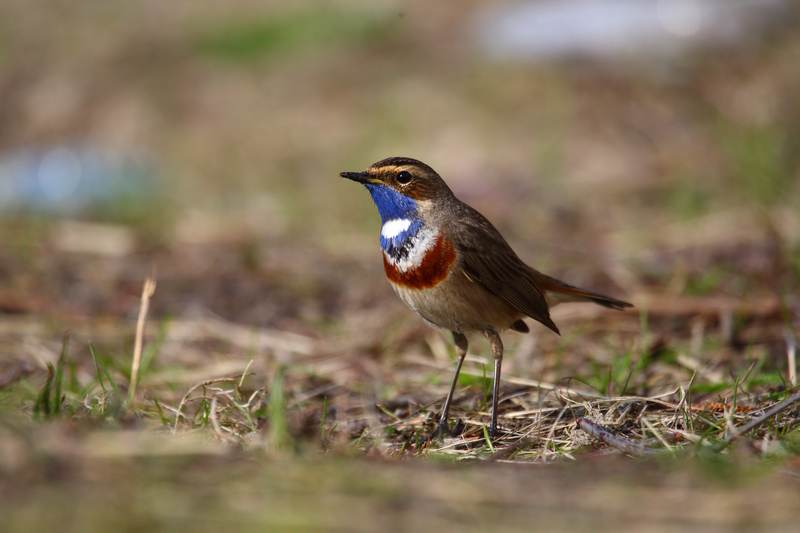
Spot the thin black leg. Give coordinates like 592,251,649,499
484,330,504,438
436,331,468,435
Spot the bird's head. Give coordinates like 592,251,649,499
340,157,453,223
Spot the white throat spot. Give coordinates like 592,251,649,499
381,218,412,239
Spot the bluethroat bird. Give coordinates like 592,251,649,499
341,157,632,437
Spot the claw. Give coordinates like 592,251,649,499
430,417,465,441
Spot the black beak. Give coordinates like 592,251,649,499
340,171,370,184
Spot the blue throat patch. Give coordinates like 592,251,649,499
365,183,417,223
365,184,423,258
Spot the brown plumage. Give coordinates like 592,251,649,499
448,198,631,335
341,156,633,438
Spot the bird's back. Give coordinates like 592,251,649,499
443,198,560,333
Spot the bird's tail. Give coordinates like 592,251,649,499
532,272,633,310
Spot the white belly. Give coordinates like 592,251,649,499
390,268,521,333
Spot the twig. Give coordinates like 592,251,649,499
431,436,485,452
504,405,578,419
786,331,797,387
129,277,156,404
238,358,255,389
641,417,673,452
715,391,800,451
577,418,656,456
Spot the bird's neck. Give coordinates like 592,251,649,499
365,183,418,223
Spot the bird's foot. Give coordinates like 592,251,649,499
429,418,464,441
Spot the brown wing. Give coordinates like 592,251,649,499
448,203,560,334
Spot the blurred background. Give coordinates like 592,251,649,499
1,1,800,530
1,0,798,328
1,0,798,326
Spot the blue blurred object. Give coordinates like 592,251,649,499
0,146,159,215
475,0,790,64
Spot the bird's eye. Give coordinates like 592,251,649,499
396,171,413,185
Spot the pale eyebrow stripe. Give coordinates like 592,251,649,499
369,165,398,175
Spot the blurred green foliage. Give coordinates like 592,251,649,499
667,177,712,220
269,366,290,451
684,267,725,296
718,122,795,206
194,8,392,63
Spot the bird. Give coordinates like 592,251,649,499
341,156,632,438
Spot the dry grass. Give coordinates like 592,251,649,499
3,269,796,462
1,214,798,530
